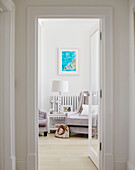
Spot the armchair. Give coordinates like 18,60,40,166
65,91,90,135
39,110,48,136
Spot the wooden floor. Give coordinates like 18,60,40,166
38,133,97,170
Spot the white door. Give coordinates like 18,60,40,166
89,21,102,169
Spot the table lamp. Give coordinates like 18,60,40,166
52,80,68,113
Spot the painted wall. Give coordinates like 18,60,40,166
90,30,99,92
0,12,4,170
128,1,135,169
38,22,42,110
13,0,129,169
38,19,98,112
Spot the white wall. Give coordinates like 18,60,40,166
128,1,135,169
0,11,4,170
38,22,42,110
13,0,129,170
0,1,16,170
38,19,98,112
90,29,99,92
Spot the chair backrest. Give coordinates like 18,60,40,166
76,91,90,113
39,111,47,119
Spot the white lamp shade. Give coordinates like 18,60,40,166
52,80,68,93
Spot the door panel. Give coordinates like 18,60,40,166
89,23,101,169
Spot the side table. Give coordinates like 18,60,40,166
48,113,66,133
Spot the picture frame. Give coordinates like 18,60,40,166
58,48,79,75
61,105,73,113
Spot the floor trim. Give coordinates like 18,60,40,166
127,160,135,170
113,159,127,170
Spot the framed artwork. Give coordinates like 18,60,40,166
58,48,79,75
61,105,73,113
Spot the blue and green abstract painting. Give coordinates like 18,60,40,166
62,51,76,71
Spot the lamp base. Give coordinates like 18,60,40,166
58,92,62,113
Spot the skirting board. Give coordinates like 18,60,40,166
4,156,16,170
104,154,113,170
113,159,127,170
27,153,37,170
127,160,135,170
11,156,16,170
16,161,26,170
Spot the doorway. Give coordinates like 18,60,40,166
37,18,101,169
27,6,113,170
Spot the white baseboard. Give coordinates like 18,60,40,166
27,153,37,170
11,156,16,170
5,156,16,170
127,160,135,170
16,161,26,170
104,154,113,170
113,159,127,170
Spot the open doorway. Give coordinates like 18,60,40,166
27,6,113,170
38,18,101,170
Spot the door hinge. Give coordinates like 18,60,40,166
100,90,103,98
100,142,102,151
100,32,102,40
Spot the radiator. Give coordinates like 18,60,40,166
50,95,79,112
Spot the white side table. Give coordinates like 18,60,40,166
48,113,66,133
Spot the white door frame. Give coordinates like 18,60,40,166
27,7,113,170
0,0,15,170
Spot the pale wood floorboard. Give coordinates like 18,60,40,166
38,133,97,170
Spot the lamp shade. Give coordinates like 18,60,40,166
52,80,68,93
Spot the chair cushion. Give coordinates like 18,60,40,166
66,115,88,126
39,114,45,119
39,119,47,127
